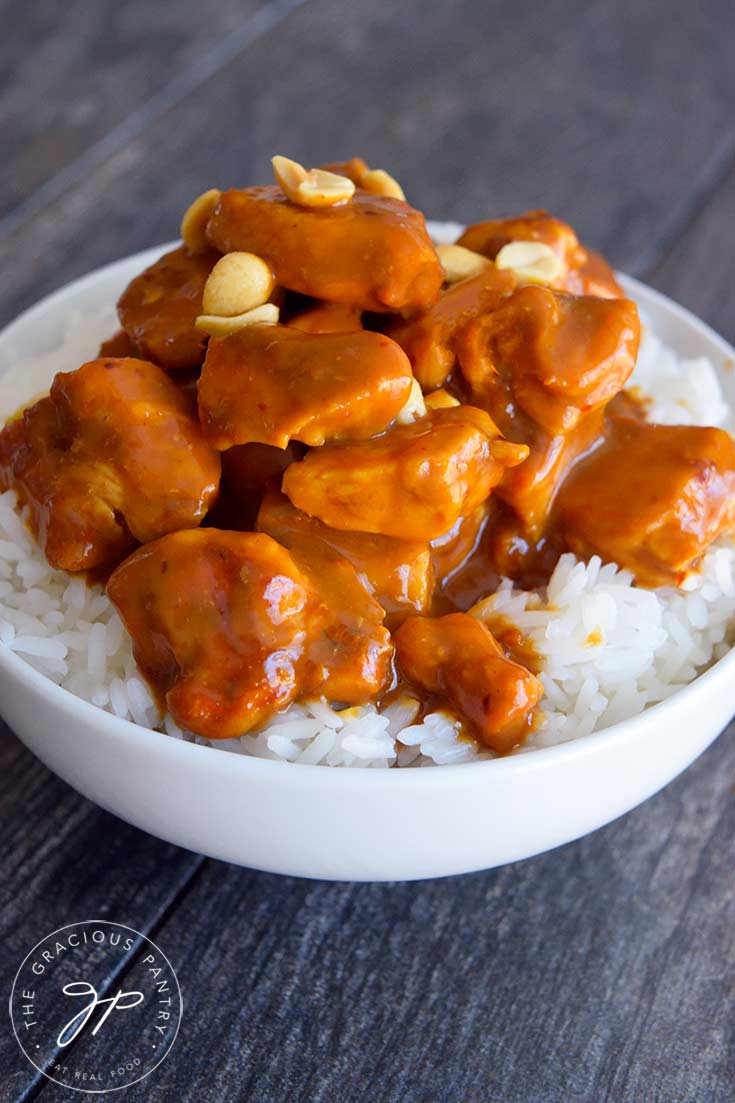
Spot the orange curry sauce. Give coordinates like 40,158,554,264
2,159,734,755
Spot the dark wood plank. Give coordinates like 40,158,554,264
1,0,733,329
0,0,286,225
648,171,735,343
0,4,734,1101
0,722,204,1100
34,733,732,1103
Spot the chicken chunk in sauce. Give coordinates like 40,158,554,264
389,265,516,390
458,286,640,435
320,157,401,197
0,357,220,571
210,441,304,530
282,405,529,542
491,415,606,537
98,329,141,358
257,485,435,622
118,245,219,372
6,154,735,756
430,502,490,583
456,286,639,538
458,210,623,299
556,417,735,587
394,612,543,752
286,300,364,334
198,323,414,449
205,187,443,313
108,529,393,738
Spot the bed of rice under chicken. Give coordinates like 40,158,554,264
1,291,733,768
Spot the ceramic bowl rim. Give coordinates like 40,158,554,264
1,246,734,788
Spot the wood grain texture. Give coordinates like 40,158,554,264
11,733,732,1103
0,0,282,224
649,169,735,344
1,0,733,330
0,720,203,1101
0,1,734,1100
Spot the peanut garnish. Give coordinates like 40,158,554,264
180,188,221,254
361,168,406,200
195,303,280,337
272,156,355,208
495,240,563,285
425,388,461,411
436,244,490,284
490,439,530,466
395,378,427,424
202,252,275,317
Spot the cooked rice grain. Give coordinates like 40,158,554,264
1,300,734,767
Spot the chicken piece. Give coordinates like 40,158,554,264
556,417,735,586
208,441,304,530
320,157,372,184
98,329,141,358
198,323,414,449
394,612,542,752
607,386,651,421
388,265,516,390
0,357,221,571
456,285,638,534
430,502,490,582
282,405,528,542
320,157,386,191
205,186,443,313
300,542,394,706
320,157,407,200
257,485,434,620
457,285,639,435
496,412,605,532
287,301,364,334
117,245,219,372
107,529,393,738
0,400,135,570
458,210,623,298
202,441,303,531
482,502,564,588
570,249,623,299
459,211,581,288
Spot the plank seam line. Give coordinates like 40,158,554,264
0,0,308,243
11,855,208,1102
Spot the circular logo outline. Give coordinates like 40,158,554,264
9,919,183,1094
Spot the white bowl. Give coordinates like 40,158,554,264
1,242,734,882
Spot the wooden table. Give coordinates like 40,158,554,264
1,2,733,1099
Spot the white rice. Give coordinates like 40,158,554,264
631,318,732,429
1,301,734,767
